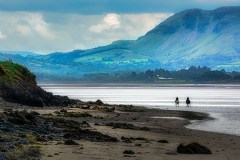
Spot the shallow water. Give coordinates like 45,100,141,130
40,84,240,136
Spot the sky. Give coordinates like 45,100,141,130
0,0,239,53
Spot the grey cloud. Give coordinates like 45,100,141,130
0,12,172,53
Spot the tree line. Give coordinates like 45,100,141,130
83,66,240,83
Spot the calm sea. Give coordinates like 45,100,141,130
40,83,240,136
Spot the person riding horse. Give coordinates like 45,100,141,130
175,97,180,107
186,97,191,107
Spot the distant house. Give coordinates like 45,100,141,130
157,75,173,80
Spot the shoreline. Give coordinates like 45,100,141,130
1,98,240,159
1,95,238,137
40,83,240,137
39,83,240,88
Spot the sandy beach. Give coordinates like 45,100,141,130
1,98,240,160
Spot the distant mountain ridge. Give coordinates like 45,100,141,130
1,51,39,57
0,6,240,80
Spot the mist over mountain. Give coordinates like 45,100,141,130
0,6,240,80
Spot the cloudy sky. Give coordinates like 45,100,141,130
0,0,239,53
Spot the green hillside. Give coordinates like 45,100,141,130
0,60,78,107
0,60,36,85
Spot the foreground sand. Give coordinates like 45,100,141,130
1,99,240,160
41,109,240,160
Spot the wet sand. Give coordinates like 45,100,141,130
0,99,240,160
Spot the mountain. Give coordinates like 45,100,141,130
79,6,240,70
0,6,240,80
133,6,240,70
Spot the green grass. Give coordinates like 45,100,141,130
0,60,36,84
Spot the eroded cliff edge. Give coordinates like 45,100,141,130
0,61,79,107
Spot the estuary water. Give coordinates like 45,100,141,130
40,83,240,136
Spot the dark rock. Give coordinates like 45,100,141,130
63,133,72,139
158,140,169,143
26,146,41,158
48,136,54,140
121,136,133,142
63,129,118,142
8,145,15,151
123,150,135,155
16,138,28,145
5,110,39,125
0,146,7,152
124,155,133,157
82,121,88,124
0,152,10,160
95,99,104,105
135,143,142,146
107,123,150,131
140,126,150,131
63,112,93,118
0,61,81,107
36,135,48,142
0,109,120,159
122,139,132,143
60,109,67,113
0,83,80,107
64,140,79,145
0,66,5,76
121,136,146,142
177,143,212,154
144,140,151,143
106,123,135,129
121,136,128,140
0,138,11,143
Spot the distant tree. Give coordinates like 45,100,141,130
82,66,238,83
130,72,137,79
233,75,240,81
220,69,226,73
201,71,232,81
145,70,154,81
